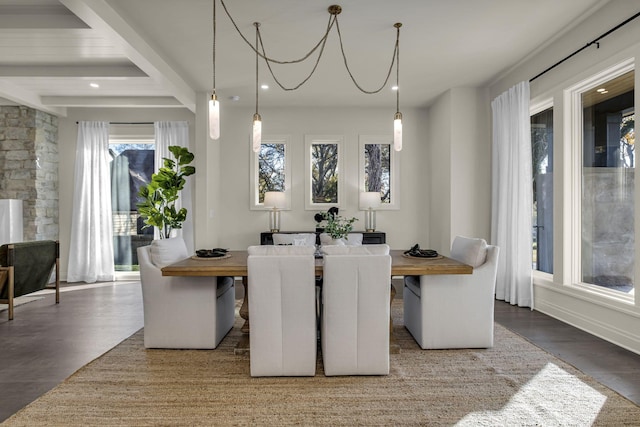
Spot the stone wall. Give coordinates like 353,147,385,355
0,106,59,241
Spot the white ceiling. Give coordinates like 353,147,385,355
0,0,609,116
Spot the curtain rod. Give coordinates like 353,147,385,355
530,10,640,82
75,121,154,125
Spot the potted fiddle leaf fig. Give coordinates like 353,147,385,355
137,145,195,239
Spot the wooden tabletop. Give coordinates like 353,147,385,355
161,250,472,277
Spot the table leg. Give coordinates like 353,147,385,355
234,276,250,355
389,283,400,354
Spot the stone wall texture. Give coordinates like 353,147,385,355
0,106,59,241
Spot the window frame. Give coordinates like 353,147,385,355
358,135,400,210
566,57,635,301
530,99,554,281
304,134,344,210
250,135,292,211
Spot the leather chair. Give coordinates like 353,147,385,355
321,244,391,376
247,245,317,376
403,236,500,349
0,240,59,320
137,238,235,349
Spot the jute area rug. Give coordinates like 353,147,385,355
4,302,639,427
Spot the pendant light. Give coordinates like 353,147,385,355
252,22,262,153
209,0,220,140
393,22,402,151
217,3,404,149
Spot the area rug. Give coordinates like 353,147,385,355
3,302,639,426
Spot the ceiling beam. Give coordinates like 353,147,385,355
42,96,183,108
0,5,89,29
0,80,66,116
0,64,147,78
60,0,196,112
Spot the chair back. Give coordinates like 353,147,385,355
0,240,58,299
247,245,317,376
272,233,316,246
319,233,363,246
321,244,391,375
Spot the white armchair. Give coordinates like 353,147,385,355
247,245,317,377
321,244,391,376
137,238,235,349
403,236,500,349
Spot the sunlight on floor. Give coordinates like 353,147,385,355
455,362,607,426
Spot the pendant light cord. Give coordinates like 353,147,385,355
212,0,216,93
395,23,401,112
255,22,259,115
219,0,400,95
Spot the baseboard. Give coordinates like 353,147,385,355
535,290,640,356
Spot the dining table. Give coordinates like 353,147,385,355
162,249,472,354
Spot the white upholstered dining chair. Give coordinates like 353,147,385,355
403,236,500,349
272,233,316,246
137,238,236,349
247,245,317,376
321,244,391,376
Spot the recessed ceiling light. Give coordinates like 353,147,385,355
391,85,399,91
261,84,269,90
597,88,606,92
601,90,609,94
89,82,100,88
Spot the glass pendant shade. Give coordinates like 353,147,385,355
252,113,262,153
209,95,220,140
393,112,402,152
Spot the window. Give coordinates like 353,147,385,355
575,64,634,294
109,138,154,272
531,106,554,273
250,135,291,210
305,135,343,210
358,135,400,210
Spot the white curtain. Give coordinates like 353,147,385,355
67,122,115,283
154,121,194,253
491,81,533,308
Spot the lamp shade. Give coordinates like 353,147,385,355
359,192,381,210
393,113,402,151
264,191,285,209
252,114,262,153
208,96,220,140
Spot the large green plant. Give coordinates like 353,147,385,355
137,146,195,239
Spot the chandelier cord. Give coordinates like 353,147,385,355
218,0,400,95
334,17,398,94
255,23,259,114
220,0,335,65
212,0,216,93
257,22,333,91
396,24,400,112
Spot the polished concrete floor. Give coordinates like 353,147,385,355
0,280,639,422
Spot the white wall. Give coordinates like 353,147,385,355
56,104,436,277
215,106,429,250
427,87,492,254
490,0,640,354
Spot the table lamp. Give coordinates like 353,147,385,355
264,191,285,232
359,192,381,232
